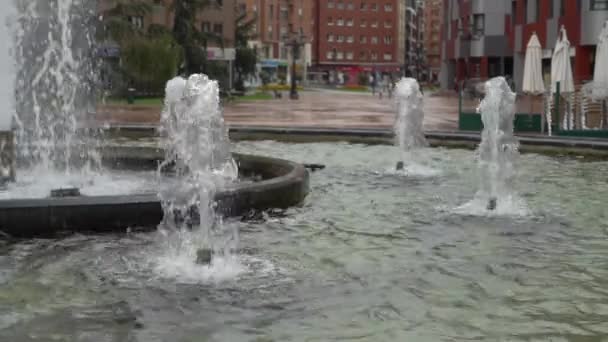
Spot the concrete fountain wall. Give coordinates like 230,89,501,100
0,148,309,238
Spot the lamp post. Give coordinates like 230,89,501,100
284,32,306,100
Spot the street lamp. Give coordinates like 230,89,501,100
284,32,306,100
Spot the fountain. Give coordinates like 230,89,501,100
456,76,526,215
0,0,309,237
0,0,104,197
0,2,17,184
156,74,238,268
393,78,432,174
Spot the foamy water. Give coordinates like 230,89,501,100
0,168,155,199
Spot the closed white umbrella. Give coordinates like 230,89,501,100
523,32,545,95
551,26,575,131
592,21,608,128
551,26,575,94
522,32,545,132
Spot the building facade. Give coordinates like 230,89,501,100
439,0,514,90
423,0,443,82
440,0,608,92
313,0,407,84
238,0,315,83
98,0,237,87
511,0,608,91
404,0,425,80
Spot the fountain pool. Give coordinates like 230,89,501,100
1,141,607,341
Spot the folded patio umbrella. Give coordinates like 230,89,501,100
551,26,575,131
592,21,608,128
551,26,575,94
523,32,546,132
523,32,545,95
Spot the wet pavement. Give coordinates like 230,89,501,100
96,88,460,131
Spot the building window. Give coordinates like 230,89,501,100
591,0,608,10
360,2,367,10
213,23,223,35
337,17,344,26
327,34,334,42
371,52,378,60
384,20,392,28
128,16,144,29
359,51,366,60
347,18,354,26
337,35,345,42
328,1,334,8
337,51,344,60
473,14,484,35
384,4,393,12
337,1,344,9
360,35,367,43
371,20,378,28
371,3,378,11
511,0,516,25
347,35,354,43
384,36,392,44
347,2,354,10
384,53,392,60
328,17,334,25
202,21,211,33
360,19,367,27
346,52,354,60
371,36,378,44
326,51,333,59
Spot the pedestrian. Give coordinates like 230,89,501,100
371,74,377,95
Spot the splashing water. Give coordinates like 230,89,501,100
393,78,434,176
10,0,100,179
0,3,17,131
155,74,240,282
455,77,528,216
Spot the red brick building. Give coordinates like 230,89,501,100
312,0,406,84
238,0,315,82
423,0,443,82
440,0,608,92
511,0,608,91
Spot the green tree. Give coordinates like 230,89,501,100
100,1,182,94
233,12,258,90
121,35,182,93
99,0,152,44
171,0,224,76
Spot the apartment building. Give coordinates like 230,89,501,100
313,0,407,84
511,0,608,91
98,0,237,85
439,0,514,90
424,0,443,82
440,0,608,92
238,0,315,82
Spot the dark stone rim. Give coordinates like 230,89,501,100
102,124,608,156
0,151,309,238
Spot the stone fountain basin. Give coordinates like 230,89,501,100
0,147,309,238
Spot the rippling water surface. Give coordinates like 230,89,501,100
1,141,608,341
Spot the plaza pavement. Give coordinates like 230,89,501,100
95,88,460,131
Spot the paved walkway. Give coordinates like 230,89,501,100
96,89,460,131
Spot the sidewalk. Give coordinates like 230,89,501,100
96,88,460,131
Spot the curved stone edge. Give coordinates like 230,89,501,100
227,126,608,158
0,152,309,238
103,124,608,157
